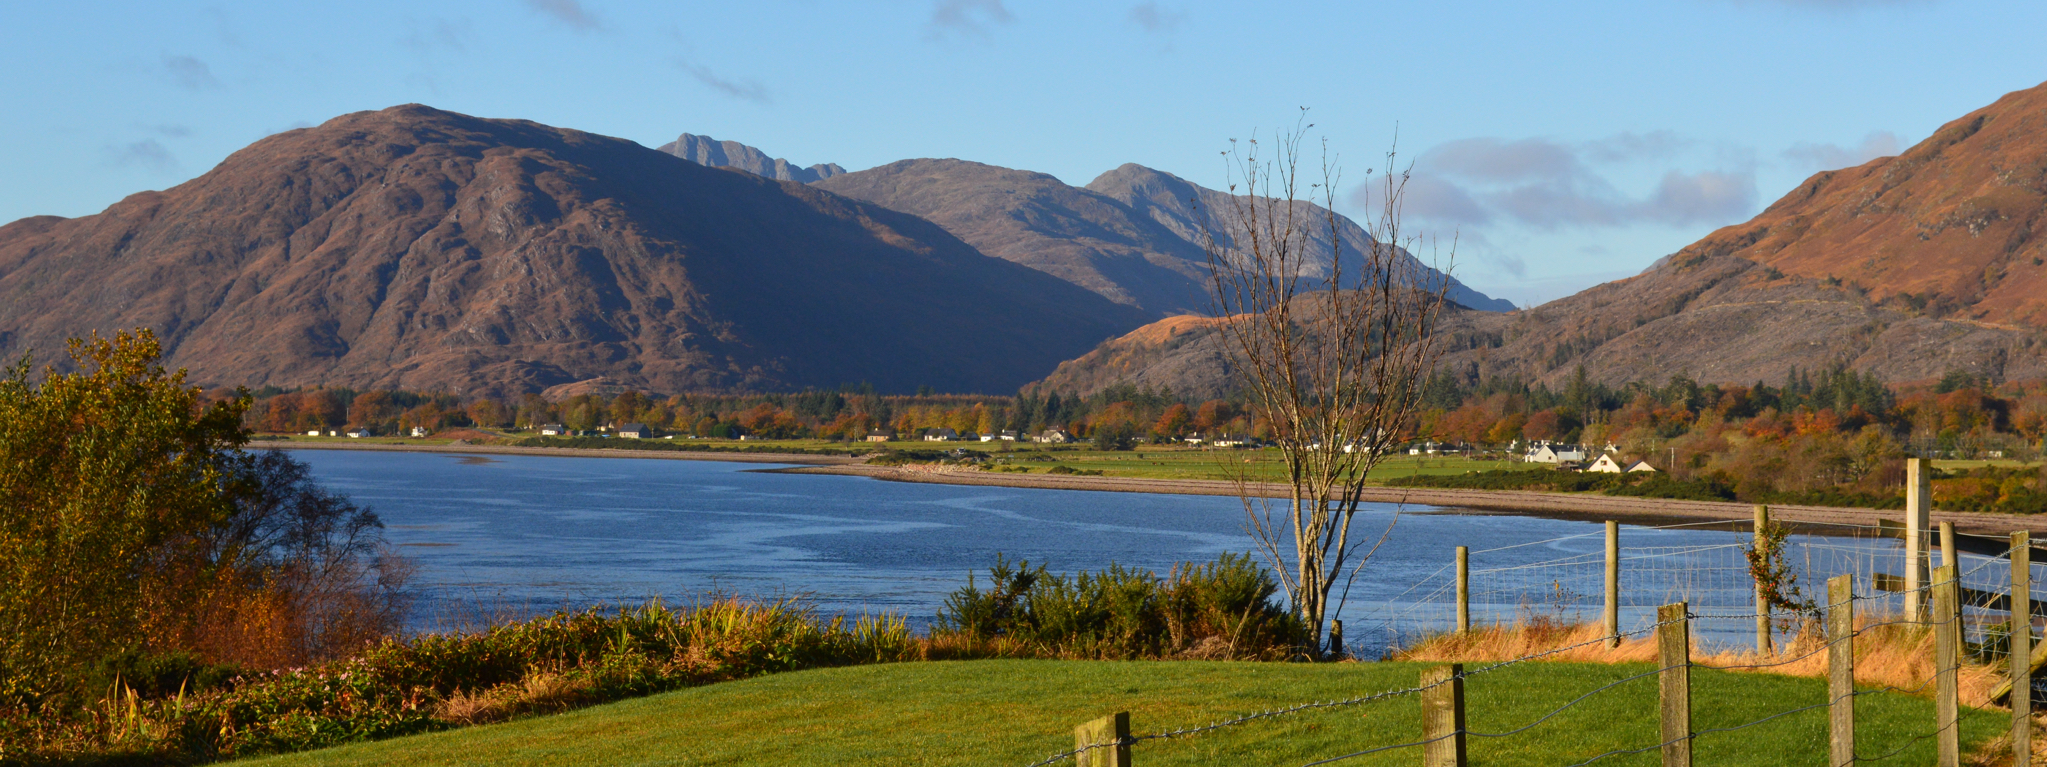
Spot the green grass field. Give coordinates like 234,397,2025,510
233,660,2000,766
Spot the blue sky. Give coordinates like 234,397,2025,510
4,1,2044,307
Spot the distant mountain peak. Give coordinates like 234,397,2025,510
654,133,845,184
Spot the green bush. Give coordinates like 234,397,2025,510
935,554,1309,659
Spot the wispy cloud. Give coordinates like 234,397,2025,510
1716,0,1941,9
161,54,219,90
1128,2,1186,33
683,64,770,104
1391,134,1757,230
138,123,194,138
928,0,1014,39
400,17,470,54
105,140,177,173
1783,131,1905,171
525,0,600,31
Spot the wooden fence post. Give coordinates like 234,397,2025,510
1605,521,1620,649
1659,602,1691,767
1940,521,1956,568
1755,505,1773,656
1827,574,1855,767
1907,458,1932,620
1075,712,1131,767
1934,564,1961,767
1456,546,1470,634
1421,664,1468,767
2014,531,2032,767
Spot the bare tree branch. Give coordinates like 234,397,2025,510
1197,112,1453,657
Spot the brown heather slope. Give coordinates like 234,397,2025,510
1030,84,2047,396
1677,80,2047,328
0,105,1149,395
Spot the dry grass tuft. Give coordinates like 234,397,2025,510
435,671,592,725
1392,614,2005,708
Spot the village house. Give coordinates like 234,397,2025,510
345,428,371,438
924,427,959,442
865,428,895,442
1209,434,1255,448
409,426,430,438
1525,443,1587,464
618,423,652,439
539,423,569,436
1035,428,1074,444
1587,454,1660,473
997,430,1019,441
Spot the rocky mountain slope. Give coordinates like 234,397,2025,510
814,160,1512,317
655,133,845,183
1675,80,2047,328
0,105,1148,395
1031,82,2047,396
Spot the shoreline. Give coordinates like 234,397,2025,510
265,441,2047,537
256,440,861,466
779,464,2047,538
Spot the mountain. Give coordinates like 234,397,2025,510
0,105,1149,395
814,160,1514,317
1675,81,2047,328
655,133,845,184
1031,83,2047,396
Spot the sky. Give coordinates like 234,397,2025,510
4,1,2045,308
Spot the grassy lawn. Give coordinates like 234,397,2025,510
234,660,2000,766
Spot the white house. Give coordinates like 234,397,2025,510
1526,444,1587,464
539,423,568,436
1035,428,1074,444
1587,454,1625,473
997,430,1019,441
306,429,323,436
925,427,959,442
1624,459,1658,473
346,428,371,438
409,426,430,438
618,423,652,439
1210,434,1255,448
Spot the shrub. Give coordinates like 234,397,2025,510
934,553,1309,659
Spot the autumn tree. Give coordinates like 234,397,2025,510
0,330,405,713
1199,115,1452,655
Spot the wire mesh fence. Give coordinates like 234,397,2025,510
1026,512,2043,766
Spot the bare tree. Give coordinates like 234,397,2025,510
1197,114,1453,656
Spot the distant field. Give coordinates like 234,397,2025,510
262,432,1521,486
233,659,2000,766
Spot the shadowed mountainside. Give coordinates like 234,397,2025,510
814,159,1512,317
0,105,1149,395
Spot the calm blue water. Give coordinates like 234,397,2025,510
292,450,1939,652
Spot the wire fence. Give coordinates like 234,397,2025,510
1025,515,2042,766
